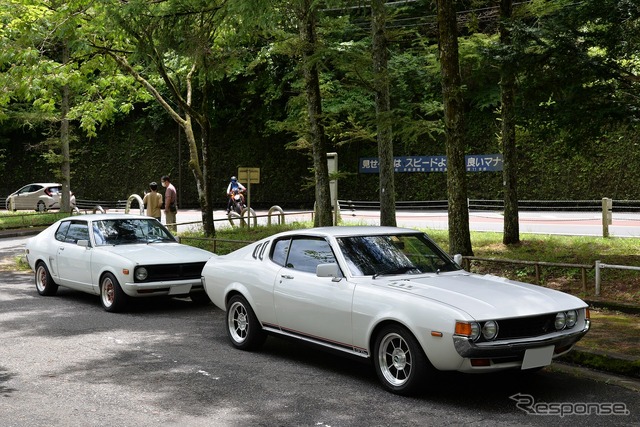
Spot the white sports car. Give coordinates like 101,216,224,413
201,226,590,395
25,214,215,312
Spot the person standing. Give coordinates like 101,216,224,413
143,182,163,222
161,175,177,232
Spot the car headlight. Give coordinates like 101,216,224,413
482,320,499,340
470,322,481,341
565,310,578,328
555,312,567,330
135,267,148,281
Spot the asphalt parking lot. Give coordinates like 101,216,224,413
1,264,639,426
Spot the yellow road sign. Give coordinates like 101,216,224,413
238,167,260,184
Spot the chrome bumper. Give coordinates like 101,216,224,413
453,321,590,358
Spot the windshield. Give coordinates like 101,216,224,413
336,233,460,277
92,219,175,246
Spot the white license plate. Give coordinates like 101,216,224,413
168,284,192,295
521,345,554,370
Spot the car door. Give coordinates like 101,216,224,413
273,237,354,349
14,185,38,210
55,220,94,291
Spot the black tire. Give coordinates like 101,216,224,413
35,262,59,296
36,201,47,212
226,295,266,350
373,324,433,395
100,272,128,312
233,201,243,214
190,291,211,305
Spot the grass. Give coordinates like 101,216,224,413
0,211,70,230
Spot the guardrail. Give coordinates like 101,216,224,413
338,198,640,212
595,261,640,297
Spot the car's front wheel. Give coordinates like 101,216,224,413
226,295,266,350
35,262,58,296
373,324,433,395
100,273,128,312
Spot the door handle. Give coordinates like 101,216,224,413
280,274,293,280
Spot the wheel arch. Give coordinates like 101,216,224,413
367,318,439,368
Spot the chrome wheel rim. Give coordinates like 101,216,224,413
36,266,47,292
378,332,412,387
101,277,114,307
228,301,249,343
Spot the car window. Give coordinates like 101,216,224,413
65,223,90,244
93,218,175,245
285,238,336,274
270,238,290,267
55,221,71,242
337,233,459,276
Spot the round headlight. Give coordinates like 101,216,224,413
482,320,499,340
470,322,481,341
565,310,578,328
555,312,567,330
135,267,148,281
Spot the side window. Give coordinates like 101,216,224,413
65,222,90,244
54,222,71,242
286,238,336,274
271,238,290,267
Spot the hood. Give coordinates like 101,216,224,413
98,243,215,265
382,272,586,320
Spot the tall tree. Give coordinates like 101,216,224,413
298,0,333,226
0,0,145,212
371,0,396,227
500,0,519,244
96,0,227,236
436,0,473,255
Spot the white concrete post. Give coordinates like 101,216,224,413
601,198,612,237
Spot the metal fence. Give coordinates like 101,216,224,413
338,198,640,212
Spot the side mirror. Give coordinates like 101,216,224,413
453,254,463,267
77,239,90,248
316,263,341,279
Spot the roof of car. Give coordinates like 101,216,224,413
59,214,153,222
275,226,420,238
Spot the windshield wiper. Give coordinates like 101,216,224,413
373,266,419,279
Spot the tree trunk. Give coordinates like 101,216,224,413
60,41,71,213
500,0,520,244
372,0,396,227
436,0,473,256
299,1,332,227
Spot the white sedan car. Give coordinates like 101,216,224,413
201,226,590,395
25,214,215,312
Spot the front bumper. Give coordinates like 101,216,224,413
453,321,590,359
122,278,205,297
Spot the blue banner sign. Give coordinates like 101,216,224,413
359,154,503,173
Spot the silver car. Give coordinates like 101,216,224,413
5,183,76,212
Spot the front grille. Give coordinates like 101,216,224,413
496,313,557,340
135,262,206,282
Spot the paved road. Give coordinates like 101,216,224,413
165,208,640,238
1,236,639,427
